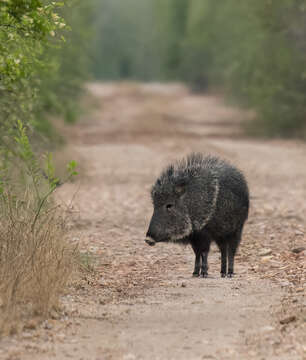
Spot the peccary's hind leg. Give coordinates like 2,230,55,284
200,241,210,278
227,229,242,278
191,244,201,277
218,242,227,278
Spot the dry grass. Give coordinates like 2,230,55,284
0,189,76,335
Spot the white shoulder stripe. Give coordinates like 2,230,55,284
200,177,219,229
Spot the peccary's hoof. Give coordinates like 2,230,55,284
201,272,208,278
192,272,200,277
227,273,234,278
221,272,226,278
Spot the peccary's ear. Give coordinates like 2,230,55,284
174,182,186,196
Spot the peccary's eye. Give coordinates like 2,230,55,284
166,204,173,211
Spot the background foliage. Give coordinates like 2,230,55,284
0,0,94,153
92,0,306,137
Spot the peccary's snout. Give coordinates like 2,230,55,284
145,236,156,246
145,228,156,246
145,215,158,246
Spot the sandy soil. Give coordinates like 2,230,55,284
1,83,305,360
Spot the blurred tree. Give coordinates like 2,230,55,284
92,0,162,80
36,0,96,129
154,0,189,79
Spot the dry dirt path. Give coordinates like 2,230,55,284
2,83,305,360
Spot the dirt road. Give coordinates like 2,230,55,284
2,83,305,360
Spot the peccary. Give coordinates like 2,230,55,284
145,153,249,278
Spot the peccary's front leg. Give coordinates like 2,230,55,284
193,253,201,277
200,251,209,278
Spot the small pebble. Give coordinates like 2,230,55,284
260,256,273,263
259,248,272,256
260,326,275,333
43,320,53,330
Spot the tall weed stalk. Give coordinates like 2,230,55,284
0,122,78,334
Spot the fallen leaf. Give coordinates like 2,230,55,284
280,315,296,324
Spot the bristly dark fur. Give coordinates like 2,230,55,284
151,153,247,200
146,153,250,278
